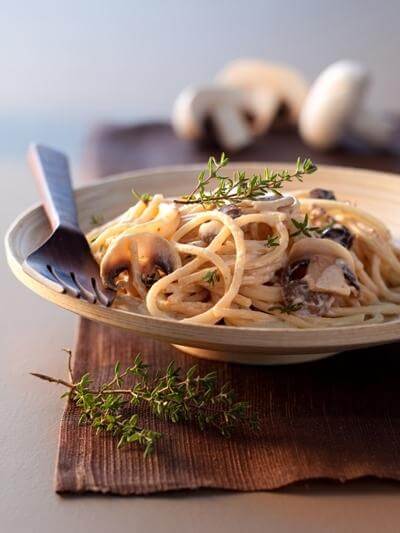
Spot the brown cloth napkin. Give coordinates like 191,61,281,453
56,123,400,494
56,319,400,494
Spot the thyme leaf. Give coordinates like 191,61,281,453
290,214,333,238
265,235,280,248
203,269,221,286
132,189,153,204
268,303,303,314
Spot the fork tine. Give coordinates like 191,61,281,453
92,277,115,307
73,274,97,304
50,267,80,298
23,261,64,293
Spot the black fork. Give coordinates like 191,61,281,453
24,144,115,306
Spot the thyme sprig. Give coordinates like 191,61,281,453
175,154,317,207
31,351,257,456
290,214,333,238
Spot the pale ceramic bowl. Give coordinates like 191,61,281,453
5,163,400,365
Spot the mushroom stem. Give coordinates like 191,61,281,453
210,103,253,151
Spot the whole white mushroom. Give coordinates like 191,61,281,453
171,84,278,151
299,60,397,151
172,59,309,152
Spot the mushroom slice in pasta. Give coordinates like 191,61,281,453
251,193,297,213
100,232,181,297
282,238,360,314
198,220,224,244
289,237,355,270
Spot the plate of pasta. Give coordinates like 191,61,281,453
6,156,400,364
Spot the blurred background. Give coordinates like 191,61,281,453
1,0,400,173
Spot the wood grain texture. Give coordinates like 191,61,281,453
6,162,400,364
55,318,400,494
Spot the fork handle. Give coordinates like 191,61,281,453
28,144,80,231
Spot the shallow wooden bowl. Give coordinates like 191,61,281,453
5,163,400,365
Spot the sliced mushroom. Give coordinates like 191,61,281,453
100,232,181,297
309,188,336,200
289,238,355,270
218,204,242,218
320,224,354,249
252,193,297,213
199,220,223,244
282,238,359,315
282,279,333,316
306,256,355,296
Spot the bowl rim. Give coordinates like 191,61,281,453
5,161,400,352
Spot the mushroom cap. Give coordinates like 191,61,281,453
216,58,309,124
171,84,279,140
284,237,358,307
199,220,223,244
289,237,355,271
101,232,181,292
299,60,369,150
252,193,297,212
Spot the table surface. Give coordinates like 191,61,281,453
2,161,400,533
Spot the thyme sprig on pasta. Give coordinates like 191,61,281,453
132,189,153,204
203,269,221,285
175,154,317,206
290,214,333,238
265,235,280,248
269,303,303,314
31,351,258,457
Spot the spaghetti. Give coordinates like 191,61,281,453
87,159,400,328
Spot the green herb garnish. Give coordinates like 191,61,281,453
265,235,280,248
132,189,153,204
203,269,221,286
290,214,333,238
268,303,303,314
90,214,104,225
31,351,257,456
176,154,317,207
